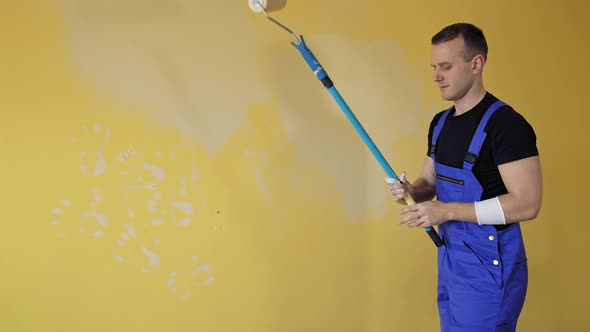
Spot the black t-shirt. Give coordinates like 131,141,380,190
427,92,539,200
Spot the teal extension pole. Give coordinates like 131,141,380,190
252,2,444,247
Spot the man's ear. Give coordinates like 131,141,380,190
472,54,486,74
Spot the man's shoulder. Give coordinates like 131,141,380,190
430,106,453,126
487,99,532,130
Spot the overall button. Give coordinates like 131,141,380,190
493,260,499,266
489,235,495,241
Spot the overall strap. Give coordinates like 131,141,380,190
463,101,507,171
429,106,454,160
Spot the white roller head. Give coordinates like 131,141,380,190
248,0,287,13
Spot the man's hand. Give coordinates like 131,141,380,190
386,172,412,205
399,201,450,228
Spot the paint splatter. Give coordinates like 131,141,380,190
171,202,194,215
52,123,215,300
144,163,165,181
165,256,214,299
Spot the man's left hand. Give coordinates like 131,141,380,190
399,201,450,228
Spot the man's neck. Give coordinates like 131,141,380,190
454,82,486,116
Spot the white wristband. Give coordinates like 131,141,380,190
474,197,506,225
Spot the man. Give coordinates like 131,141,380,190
387,23,542,331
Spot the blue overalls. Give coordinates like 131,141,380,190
430,101,528,332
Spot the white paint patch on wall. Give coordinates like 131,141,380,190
171,202,194,215
269,35,435,220
95,214,108,227
124,224,136,238
55,0,435,221
165,256,214,299
142,245,160,267
144,163,165,181
81,151,106,176
78,124,112,177
53,123,215,299
57,0,271,155
192,264,210,274
114,255,126,263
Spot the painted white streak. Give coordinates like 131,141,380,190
95,214,108,227
191,264,210,274
142,246,160,267
124,224,136,238
171,202,194,215
144,163,165,181
147,200,157,212
93,151,106,176
114,255,126,262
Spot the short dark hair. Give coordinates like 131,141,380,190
431,23,488,61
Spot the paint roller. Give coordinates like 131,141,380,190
249,0,444,248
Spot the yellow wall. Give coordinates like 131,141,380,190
1,0,587,331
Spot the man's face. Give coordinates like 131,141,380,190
430,37,476,102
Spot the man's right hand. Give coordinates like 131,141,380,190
386,172,413,205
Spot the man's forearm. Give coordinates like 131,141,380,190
409,177,436,203
445,192,541,224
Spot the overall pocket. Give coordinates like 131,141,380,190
436,173,464,185
462,241,503,289
435,172,465,202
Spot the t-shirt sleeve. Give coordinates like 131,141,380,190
487,107,539,165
